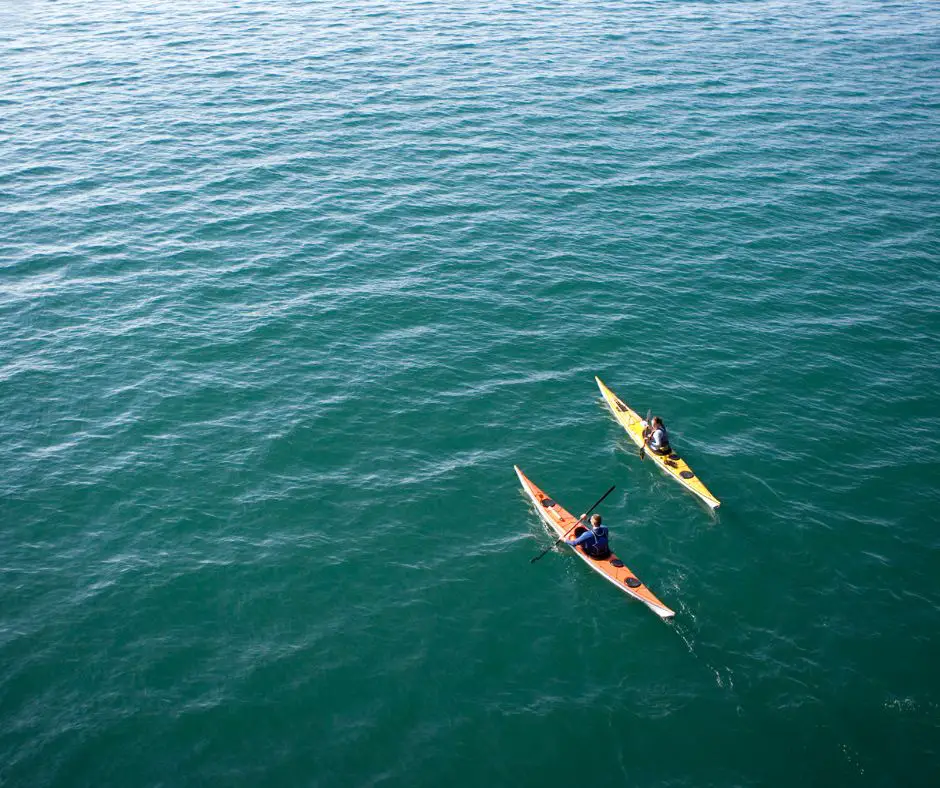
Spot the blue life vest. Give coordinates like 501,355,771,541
586,525,609,556
649,425,671,453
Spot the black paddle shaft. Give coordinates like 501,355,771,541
639,409,652,459
530,484,616,563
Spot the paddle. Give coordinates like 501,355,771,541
639,409,651,460
530,484,615,563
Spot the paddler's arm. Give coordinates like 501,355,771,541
566,529,594,547
564,513,588,546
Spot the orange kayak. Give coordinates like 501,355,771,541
516,465,675,619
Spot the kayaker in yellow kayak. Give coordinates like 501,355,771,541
643,416,672,455
565,514,611,559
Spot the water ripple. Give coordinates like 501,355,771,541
2,0,940,786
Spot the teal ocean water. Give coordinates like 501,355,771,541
2,0,939,784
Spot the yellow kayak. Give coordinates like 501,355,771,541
595,376,721,510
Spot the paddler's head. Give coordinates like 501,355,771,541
590,514,602,528
651,416,664,428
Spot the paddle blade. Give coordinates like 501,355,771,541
530,545,553,563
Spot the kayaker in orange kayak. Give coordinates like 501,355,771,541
643,416,672,455
565,514,611,559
